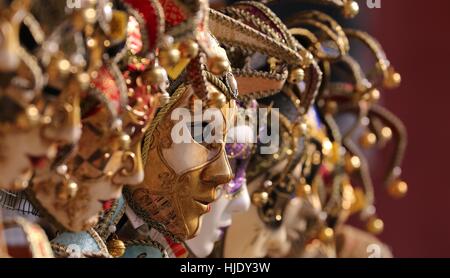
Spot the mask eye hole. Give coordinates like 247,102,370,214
189,121,212,145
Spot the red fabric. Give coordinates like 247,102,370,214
159,0,187,27
124,0,161,50
91,66,121,113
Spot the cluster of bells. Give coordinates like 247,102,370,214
0,0,407,258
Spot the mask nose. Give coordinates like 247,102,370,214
201,149,233,187
227,184,251,213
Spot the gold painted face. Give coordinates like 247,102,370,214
0,9,50,190
0,2,82,190
113,70,159,186
30,66,132,232
126,82,236,240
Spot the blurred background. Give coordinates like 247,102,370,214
367,0,450,258
241,0,450,258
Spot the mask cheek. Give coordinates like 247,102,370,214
162,140,209,174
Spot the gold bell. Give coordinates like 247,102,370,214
366,217,384,235
107,239,126,258
318,227,334,243
381,126,393,140
180,40,199,59
252,191,269,206
142,66,167,86
345,154,361,173
208,56,230,75
120,133,131,150
207,91,227,108
288,68,305,84
369,88,381,102
159,48,181,67
296,179,311,197
343,0,360,18
325,101,338,115
384,66,402,89
360,132,377,149
387,179,408,199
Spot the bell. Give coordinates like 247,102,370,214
296,183,311,197
325,101,338,115
142,66,168,87
208,56,230,75
384,66,402,89
343,0,359,18
107,239,126,258
252,191,269,206
120,133,131,150
318,227,334,243
369,88,381,102
207,91,227,108
381,126,393,140
288,68,305,84
387,179,408,199
366,217,384,235
360,132,377,149
159,48,181,67
180,40,199,59
345,155,361,173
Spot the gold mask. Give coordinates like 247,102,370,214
29,65,132,232
125,79,236,240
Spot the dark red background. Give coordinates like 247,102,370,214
366,0,450,258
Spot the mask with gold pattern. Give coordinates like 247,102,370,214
29,63,132,232
0,0,83,190
124,33,237,241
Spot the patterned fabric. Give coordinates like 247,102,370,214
0,190,39,216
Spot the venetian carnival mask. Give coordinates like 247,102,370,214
30,64,135,232
0,1,82,190
27,0,163,232
125,78,236,240
223,102,307,258
185,102,255,257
